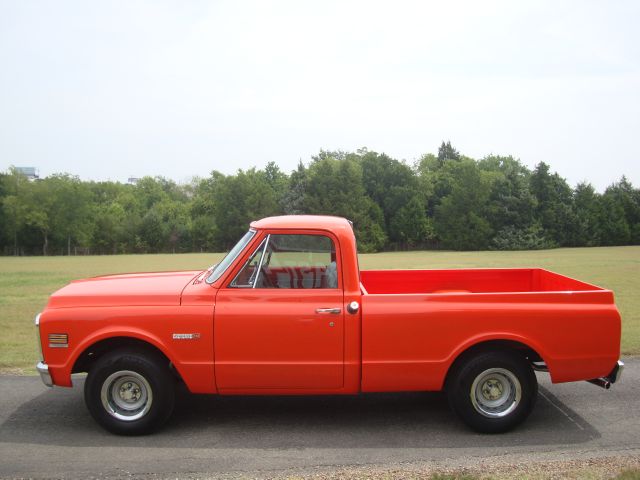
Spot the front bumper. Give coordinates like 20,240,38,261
37,361,53,387
35,312,52,387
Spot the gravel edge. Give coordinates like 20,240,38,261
234,449,640,480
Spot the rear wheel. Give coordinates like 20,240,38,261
446,350,537,433
84,349,175,435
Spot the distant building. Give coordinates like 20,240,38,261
127,177,140,185
15,167,39,180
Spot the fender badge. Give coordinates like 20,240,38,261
172,333,201,340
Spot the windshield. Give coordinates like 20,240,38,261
206,229,256,284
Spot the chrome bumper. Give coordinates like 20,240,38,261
37,361,53,387
610,360,624,383
587,360,624,390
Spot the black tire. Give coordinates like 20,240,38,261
446,350,537,433
84,349,175,435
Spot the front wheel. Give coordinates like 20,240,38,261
84,349,175,435
446,350,537,433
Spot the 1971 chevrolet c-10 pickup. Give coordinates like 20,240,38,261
35,215,624,435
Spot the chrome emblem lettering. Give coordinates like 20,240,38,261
172,333,201,340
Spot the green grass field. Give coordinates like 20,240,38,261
1,246,638,373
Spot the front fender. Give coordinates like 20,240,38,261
40,305,216,393
46,327,180,387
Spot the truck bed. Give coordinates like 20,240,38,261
360,268,603,295
359,268,620,392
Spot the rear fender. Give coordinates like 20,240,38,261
444,333,552,386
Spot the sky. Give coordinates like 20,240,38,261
0,0,638,191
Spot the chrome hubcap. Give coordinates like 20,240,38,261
101,370,153,421
470,368,521,418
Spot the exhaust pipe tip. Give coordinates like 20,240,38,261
588,378,611,390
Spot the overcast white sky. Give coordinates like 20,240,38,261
1,1,638,191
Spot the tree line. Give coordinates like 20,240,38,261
1,142,639,255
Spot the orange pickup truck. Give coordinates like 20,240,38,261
35,215,624,435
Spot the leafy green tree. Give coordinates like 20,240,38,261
573,182,602,246
602,177,640,244
22,179,53,255
189,175,218,252
282,161,307,215
389,195,434,248
437,141,461,165
434,160,494,250
478,155,536,235
359,150,430,247
86,181,128,254
206,168,281,249
415,147,470,219
1,169,31,255
598,194,630,245
596,178,638,246
529,163,577,246
264,161,289,209
116,189,145,253
303,154,386,252
1,146,638,255
46,174,92,255
0,173,7,252
491,223,555,250
114,176,192,253
154,199,191,253
92,201,127,254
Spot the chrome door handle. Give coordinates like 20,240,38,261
316,308,341,314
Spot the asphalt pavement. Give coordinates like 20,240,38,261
1,359,638,479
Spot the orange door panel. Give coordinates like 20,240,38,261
214,288,344,390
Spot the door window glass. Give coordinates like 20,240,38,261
230,234,338,289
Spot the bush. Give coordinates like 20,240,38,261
491,224,557,251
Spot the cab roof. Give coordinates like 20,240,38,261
250,215,353,232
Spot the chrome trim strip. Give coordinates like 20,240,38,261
37,361,53,387
229,236,267,288
34,313,41,326
206,228,257,284
253,234,270,289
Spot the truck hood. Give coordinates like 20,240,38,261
46,270,202,309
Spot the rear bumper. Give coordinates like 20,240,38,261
610,360,624,383
37,361,53,387
587,360,624,390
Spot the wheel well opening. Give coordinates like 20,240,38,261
446,340,544,384
72,337,179,380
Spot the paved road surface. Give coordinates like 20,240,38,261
1,359,638,479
